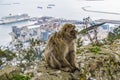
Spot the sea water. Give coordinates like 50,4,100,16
0,0,120,46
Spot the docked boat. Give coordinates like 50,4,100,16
48,4,55,6
47,6,52,9
37,6,43,9
0,14,30,25
13,3,20,4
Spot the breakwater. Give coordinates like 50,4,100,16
82,6,120,15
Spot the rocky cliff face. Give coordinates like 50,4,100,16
0,39,120,80
30,39,120,80
0,66,20,80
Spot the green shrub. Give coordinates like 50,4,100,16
0,59,2,66
89,46,101,54
12,74,30,80
76,49,82,54
107,26,120,44
0,49,16,61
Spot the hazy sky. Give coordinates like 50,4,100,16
0,0,120,46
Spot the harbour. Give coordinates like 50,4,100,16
0,0,120,46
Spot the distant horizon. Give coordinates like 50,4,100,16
0,0,120,46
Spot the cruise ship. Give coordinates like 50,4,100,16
0,14,30,24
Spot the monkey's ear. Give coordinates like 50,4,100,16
52,42,55,45
64,28,67,32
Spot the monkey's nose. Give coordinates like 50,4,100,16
75,30,78,34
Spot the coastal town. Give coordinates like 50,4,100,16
8,16,119,46
0,14,119,58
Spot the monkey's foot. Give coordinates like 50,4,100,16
74,67,80,72
61,67,72,72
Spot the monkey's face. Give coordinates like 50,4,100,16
70,27,77,39
61,24,77,39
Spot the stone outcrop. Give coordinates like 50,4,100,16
31,39,120,80
0,66,20,80
0,40,119,80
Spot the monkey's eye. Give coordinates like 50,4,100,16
73,26,76,29
71,30,74,33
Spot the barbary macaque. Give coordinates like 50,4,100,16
44,24,79,72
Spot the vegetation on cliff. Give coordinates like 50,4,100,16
0,23,119,80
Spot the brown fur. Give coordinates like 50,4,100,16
44,24,78,72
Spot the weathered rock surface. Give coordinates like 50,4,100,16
31,39,120,80
0,40,120,80
0,66,21,80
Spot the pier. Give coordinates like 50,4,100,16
82,6,120,15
